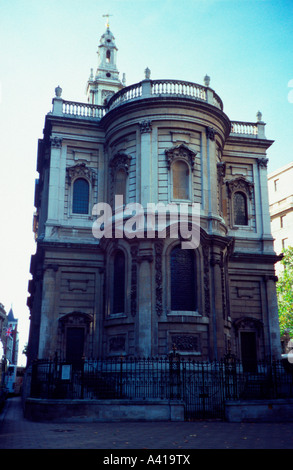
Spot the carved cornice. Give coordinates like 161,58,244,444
206,126,216,141
233,316,263,337
50,136,62,148
139,120,152,133
257,157,268,168
217,161,226,180
165,143,197,171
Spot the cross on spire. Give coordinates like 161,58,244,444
102,13,113,29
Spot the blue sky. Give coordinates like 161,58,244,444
0,0,292,365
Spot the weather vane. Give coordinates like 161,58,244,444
103,14,113,29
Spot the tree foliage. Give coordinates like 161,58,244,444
277,246,293,337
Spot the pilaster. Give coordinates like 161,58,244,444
46,136,64,233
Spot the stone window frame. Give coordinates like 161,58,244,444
66,163,96,218
165,143,197,203
226,176,254,230
72,178,90,215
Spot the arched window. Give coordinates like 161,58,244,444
114,168,127,201
72,178,89,214
170,245,196,311
233,191,248,225
106,50,111,63
113,251,125,314
172,160,190,200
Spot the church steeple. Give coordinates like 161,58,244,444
86,18,125,106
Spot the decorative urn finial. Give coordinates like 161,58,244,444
145,67,151,80
204,74,210,87
55,85,62,98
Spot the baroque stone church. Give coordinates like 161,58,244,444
26,22,281,369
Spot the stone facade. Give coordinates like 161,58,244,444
26,25,281,368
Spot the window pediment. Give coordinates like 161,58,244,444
109,152,132,177
67,163,96,185
165,143,197,171
226,176,254,200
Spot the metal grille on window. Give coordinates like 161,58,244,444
170,245,196,311
233,191,248,225
113,251,125,314
115,169,127,200
72,178,89,214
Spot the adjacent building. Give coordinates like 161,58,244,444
0,303,7,371
5,308,19,366
268,161,293,273
26,23,281,371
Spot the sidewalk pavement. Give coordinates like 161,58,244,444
1,396,293,452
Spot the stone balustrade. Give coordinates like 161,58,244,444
51,82,265,139
62,100,105,119
151,79,206,100
107,82,142,109
106,79,223,111
231,121,258,136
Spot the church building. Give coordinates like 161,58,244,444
26,22,281,369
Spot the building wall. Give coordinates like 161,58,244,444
27,78,281,365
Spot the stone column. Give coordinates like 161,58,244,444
265,275,282,359
136,243,154,357
210,248,226,360
38,265,59,359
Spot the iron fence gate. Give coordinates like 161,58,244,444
26,354,293,421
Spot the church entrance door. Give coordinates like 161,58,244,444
241,331,257,373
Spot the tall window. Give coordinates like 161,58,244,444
274,179,279,192
170,245,196,311
72,178,89,214
233,191,248,226
114,169,127,201
113,251,125,314
172,160,189,200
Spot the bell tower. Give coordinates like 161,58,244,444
86,16,125,106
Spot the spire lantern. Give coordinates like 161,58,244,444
86,18,124,106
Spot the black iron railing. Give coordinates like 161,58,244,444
25,355,293,420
